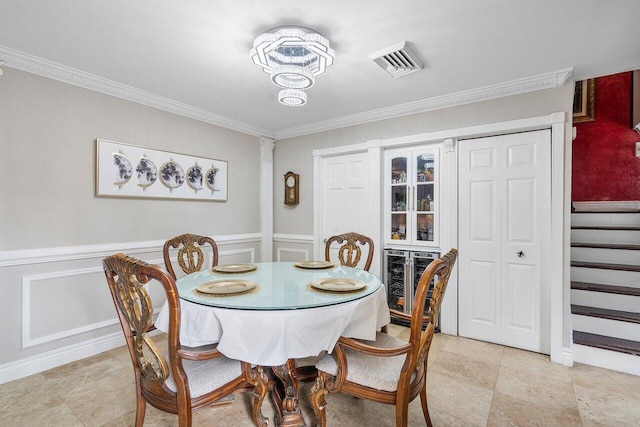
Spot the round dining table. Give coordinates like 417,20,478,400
154,261,390,426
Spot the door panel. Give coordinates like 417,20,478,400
459,130,550,353
507,179,535,242
321,153,371,268
469,260,499,325
469,181,495,241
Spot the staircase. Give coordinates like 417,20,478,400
570,211,640,375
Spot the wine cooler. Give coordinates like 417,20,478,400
384,249,440,328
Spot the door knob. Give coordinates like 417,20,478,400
517,251,525,258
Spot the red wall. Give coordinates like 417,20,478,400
572,72,640,201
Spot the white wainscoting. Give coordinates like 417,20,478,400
273,234,314,262
22,265,118,349
0,233,261,385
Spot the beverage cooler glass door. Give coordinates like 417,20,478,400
384,250,410,313
409,251,440,322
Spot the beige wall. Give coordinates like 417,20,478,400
0,68,261,251
0,68,261,375
0,65,575,379
273,85,574,235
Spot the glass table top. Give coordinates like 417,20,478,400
176,261,382,310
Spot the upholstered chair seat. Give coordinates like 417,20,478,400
315,332,409,392
164,353,244,398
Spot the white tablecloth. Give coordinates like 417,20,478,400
155,286,390,366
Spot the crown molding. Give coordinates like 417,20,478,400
0,45,273,138
274,68,574,140
1,44,573,141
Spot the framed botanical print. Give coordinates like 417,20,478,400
96,139,228,201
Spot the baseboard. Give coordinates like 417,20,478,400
562,347,574,367
0,332,125,385
573,201,640,212
572,343,640,376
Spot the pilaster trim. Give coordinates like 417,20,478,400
260,137,276,160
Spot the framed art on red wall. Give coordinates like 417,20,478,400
573,79,595,123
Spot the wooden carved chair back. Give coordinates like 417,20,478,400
405,249,458,387
324,232,374,271
103,254,169,397
102,253,267,427
163,233,218,279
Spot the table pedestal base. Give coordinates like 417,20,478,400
270,360,308,427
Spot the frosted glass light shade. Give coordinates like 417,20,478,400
278,89,307,106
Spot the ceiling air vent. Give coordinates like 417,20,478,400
369,41,423,78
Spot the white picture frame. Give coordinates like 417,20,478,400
96,139,228,201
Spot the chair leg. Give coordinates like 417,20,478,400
134,394,146,427
249,366,269,427
420,384,432,427
310,374,329,427
396,401,409,427
177,405,192,427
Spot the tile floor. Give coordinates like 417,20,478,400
1,324,640,426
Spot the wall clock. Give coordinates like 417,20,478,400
284,171,299,206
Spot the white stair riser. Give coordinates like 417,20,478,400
571,229,640,245
571,267,639,287
572,344,640,376
571,247,640,265
571,289,640,312
572,315,640,342
571,213,640,227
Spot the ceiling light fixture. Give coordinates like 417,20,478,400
250,26,335,106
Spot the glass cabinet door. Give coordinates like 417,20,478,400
385,145,439,247
414,152,435,243
390,156,408,241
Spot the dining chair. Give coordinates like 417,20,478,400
324,232,374,271
296,232,377,376
103,253,268,427
310,248,458,427
295,232,377,382
163,233,219,280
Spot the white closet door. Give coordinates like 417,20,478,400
458,130,550,352
321,152,372,268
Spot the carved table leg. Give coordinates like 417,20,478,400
250,366,269,427
270,359,306,427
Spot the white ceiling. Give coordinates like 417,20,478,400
1,0,639,138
